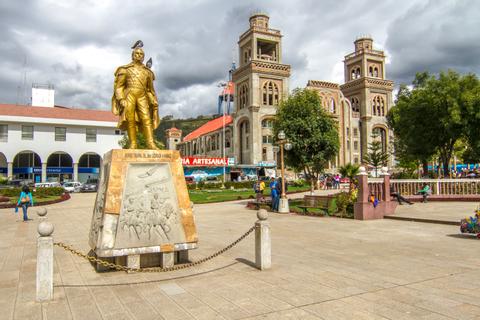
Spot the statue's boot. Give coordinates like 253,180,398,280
143,125,160,150
128,124,138,149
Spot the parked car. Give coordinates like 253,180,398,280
34,182,62,188
63,182,83,193
81,179,98,192
0,179,25,189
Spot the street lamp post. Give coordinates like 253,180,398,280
277,130,292,213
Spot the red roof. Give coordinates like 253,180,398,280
167,127,181,132
183,115,233,142
0,103,118,122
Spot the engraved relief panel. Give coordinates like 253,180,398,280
114,163,186,249
89,162,110,249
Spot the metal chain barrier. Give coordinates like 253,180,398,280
54,225,256,273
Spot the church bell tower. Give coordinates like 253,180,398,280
232,13,291,165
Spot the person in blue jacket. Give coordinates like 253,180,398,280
269,177,279,212
17,185,34,221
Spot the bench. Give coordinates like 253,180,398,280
250,198,272,210
298,196,332,215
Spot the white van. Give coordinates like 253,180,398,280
63,182,83,193
34,182,62,188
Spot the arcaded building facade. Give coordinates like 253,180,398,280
178,14,393,171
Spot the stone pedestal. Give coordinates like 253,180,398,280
278,197,289,213
89,149,198,270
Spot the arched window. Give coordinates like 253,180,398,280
239,83,249,110
351,97,360,113
374,67,379,77
373,127,387,153
330,98,336,113
369,66,373,77
351,69,356,80
355,68,360,78
262,81,279,106
372,96,385,116
262,119,274,128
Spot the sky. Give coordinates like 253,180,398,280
0,0,479,118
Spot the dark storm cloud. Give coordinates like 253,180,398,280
386,0,480,85
0,0,478,117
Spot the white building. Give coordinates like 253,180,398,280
0,103,123,183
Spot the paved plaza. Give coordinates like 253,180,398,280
1,194,480,319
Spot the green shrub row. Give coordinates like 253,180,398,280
187,179,310,190
187,180,256,190
0,187,65,197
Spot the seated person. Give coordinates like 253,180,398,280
417,184,432,203
369,193,379,208
391,190,413,205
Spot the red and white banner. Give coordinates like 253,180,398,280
182,157,235,167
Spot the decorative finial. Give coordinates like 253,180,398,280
257,209,268,221
358,166,367,175
38,221,54,237
37,207,47,217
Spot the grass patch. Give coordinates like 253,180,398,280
5,195,64,205
189,185,310,204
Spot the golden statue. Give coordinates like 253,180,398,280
112,40,160,149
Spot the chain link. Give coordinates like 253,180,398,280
54,225,256,273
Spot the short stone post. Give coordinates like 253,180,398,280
36,221,54,302
255,209,271,270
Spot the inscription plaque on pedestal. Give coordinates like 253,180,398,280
89,149,198,264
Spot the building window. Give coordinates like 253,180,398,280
262,135,273,144
354,141,359,151
372,96,385,116
239,83,249,110
22,125,34,140
0,124,7,142
86,128,97,142
351,97,360,113
353,128,358,137
114,129,122,135
354,157,359,164
55,127,66,141
262,81,279,106
346,127,350,136
329,98,336,113
347,140,350,150
261,119,274,128
246,136,249,150
262,147,267,161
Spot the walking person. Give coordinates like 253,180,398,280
16,185,34,222
269,177,279,212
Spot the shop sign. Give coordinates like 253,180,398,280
257,161,276,167
182,157,235,167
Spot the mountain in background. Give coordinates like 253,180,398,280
155,114,216,145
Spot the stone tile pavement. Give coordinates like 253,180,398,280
389,201,478,224
1,193,480,319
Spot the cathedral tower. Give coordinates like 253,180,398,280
232,13,291,165
340,37,394,166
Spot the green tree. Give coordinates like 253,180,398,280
274,88,339,188
338,163,360,191
388,70,479,176
119,132,164,149
362,133,389,177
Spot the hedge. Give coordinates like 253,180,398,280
0,187,65,197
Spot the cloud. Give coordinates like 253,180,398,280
386,0,480,84
0,0,478,117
